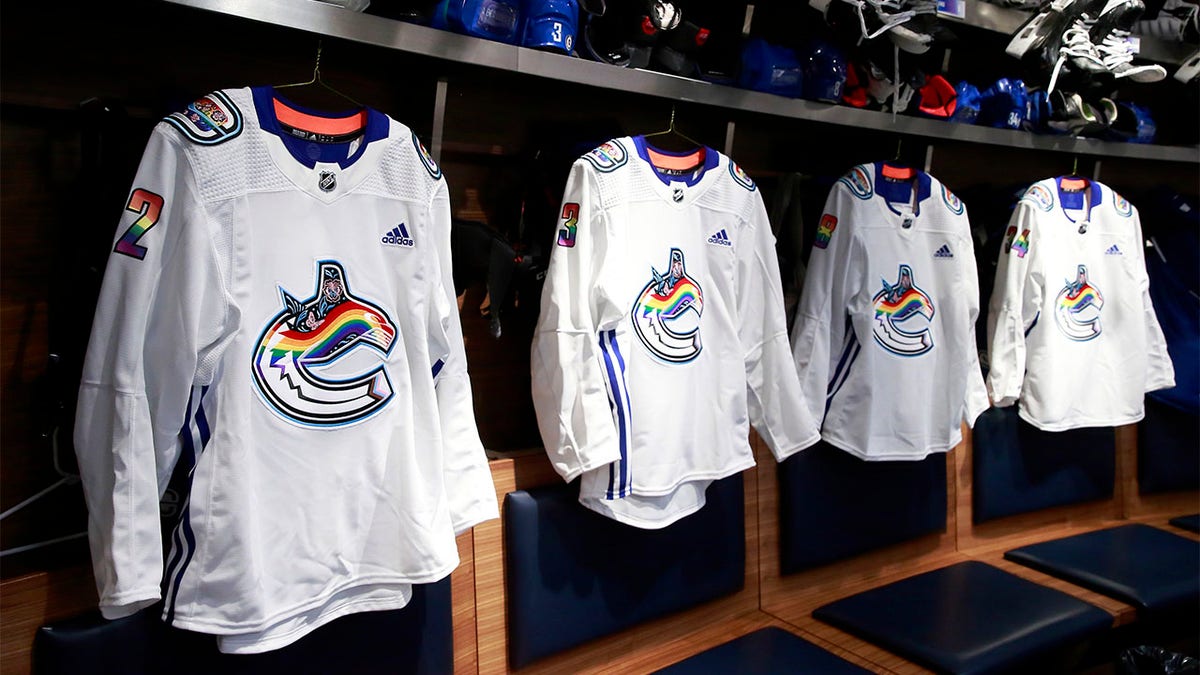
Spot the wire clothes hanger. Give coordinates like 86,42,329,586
643,105,702,150
276,39,362,107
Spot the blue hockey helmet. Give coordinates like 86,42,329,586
951,81,981,124
738,38,803,97
799,38,848,103
432,0,523,44
977,77,1027,130
523,0,580,53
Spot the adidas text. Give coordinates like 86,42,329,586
707,229,733,247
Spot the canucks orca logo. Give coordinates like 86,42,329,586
631,248,704,363
1054,265,1104,341
872,264,935,357
252,261,398,427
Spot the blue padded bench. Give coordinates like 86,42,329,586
33,579,452,675
972,407,1115,523
1170,514,1200,533
504,474,745,669
1005,524,1200,614
652,627,870,674
1138,398,1200,494
813,561,1112,675
778,441,946,573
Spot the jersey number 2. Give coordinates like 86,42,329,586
114,188,164,260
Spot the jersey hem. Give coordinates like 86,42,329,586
577,495,707,530
612,456,756,498
820,432,962,461
1016,408,1146,432
165,564,455,635
214,590,414,654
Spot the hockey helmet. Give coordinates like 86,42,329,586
738,38,803,97
523,0,580,53
951,80,981,123
432,0,523,43
800,38,848,103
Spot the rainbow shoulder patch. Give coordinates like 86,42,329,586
583,140,628,173
1112,191,1133,218
1021,184,1055,212
729,162,756,191
412,132,441,180
163,91,243,146
941,184,964,215
838,165,873,200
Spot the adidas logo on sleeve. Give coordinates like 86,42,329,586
707,229,732,247
1104,244,1122,255
933,244,954,259
381,223,415,248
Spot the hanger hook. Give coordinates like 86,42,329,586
669,105,677,132
314,40,324,81
1072,155,1078,176
895,137,902,161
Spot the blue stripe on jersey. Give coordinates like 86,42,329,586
825,340,861,416
432,358,445,380
607,332,631,497
599,330,631,499
827,321,858,395
1025,311,1040,337
164,386,213,625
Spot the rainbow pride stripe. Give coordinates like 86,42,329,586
1060,284,1101,311
875,287,929,321
637,279,702,319
263,302,394,366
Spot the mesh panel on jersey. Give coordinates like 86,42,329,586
358,124,438,205
184,89,292,202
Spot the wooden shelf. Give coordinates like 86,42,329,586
163,0,1199,164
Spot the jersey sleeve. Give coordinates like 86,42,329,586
530,161,622,482
74,128,231,620
429,181,499,534
790,184,861,434
986,199,1045,407
739,193,821,460
1130,207,1176,392
959,206,990,427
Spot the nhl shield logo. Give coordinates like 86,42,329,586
318,171,337,193
672,187,684,203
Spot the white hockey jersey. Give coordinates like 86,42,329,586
986,177,1175,430
531,136,820,529
791,163,989,460
74,87,498,653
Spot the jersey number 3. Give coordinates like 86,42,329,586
557,203,579,248
114,188,164,260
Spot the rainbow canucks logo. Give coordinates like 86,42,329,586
872,264,935,357
251,261,398,427
1054,264,1104,342
630,248,704,363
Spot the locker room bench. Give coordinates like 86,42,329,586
651,626,870,674
502,474,746,669
1005,524,1200,618
1170,514,1200,533
32,578,452,675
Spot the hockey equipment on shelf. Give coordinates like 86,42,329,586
739,38,805,96
1006,0,1091,60
582,0,682,69
1045,14,1110,93
652,19,710,76
800,38,849,103
951,80,982,123
1103,98,1157,141
522,0,581,53
1043,89,1109,134
916,74,959,117
1085,0,1169,82
978,78,1029,129
1175,48,1200,82
432,0,524,44
1132,0,1199,41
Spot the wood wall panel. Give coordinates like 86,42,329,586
0,566,97,675
453,532,479,675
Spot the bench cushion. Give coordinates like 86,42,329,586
972,407,1114,523
652,627,870,674
1169,514,1200,533
778,441,946,573
813,561,1111,675
504,475,745,669
34,580,452,675
1005,524,1200,613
